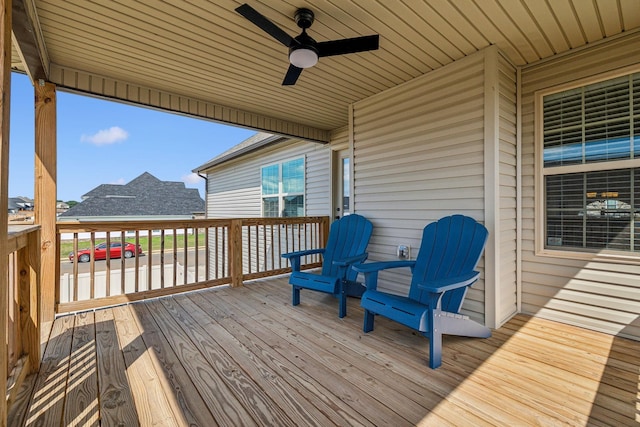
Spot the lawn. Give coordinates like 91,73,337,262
61,232,206,255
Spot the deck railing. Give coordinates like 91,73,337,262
6,225,41,408
56,216,329,313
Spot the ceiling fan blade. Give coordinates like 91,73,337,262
282,64,303,85
317,34,379,57
235,4,296,47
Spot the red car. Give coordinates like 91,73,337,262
69,241,143,263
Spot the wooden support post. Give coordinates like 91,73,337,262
0,0,12,423
320,216,330,248
17,228,41,372
34,80,56,351
229,219,243,287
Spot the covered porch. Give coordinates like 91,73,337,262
10,276,640,426
2,1,640,425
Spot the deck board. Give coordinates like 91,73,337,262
94,308,139,426
10,276,640,426
63,311,99,427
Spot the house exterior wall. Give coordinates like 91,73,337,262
520,32,640,340
204,139,331,218
351,47,518,326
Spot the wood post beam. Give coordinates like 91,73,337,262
34,80,55,350
0,0,12,423
11,0,48,80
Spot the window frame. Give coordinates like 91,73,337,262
535,65,640,263
260,156,306,218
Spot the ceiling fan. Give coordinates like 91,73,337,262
235,3,380,86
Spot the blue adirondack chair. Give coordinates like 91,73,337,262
353,215,491,369
281,214,373,318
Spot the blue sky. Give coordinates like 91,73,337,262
9,72,256,201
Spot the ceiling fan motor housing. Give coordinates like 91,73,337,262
294,8,314,29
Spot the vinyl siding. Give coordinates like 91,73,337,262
520,32,640,340
497,54,518,325
329,125,349,151
203,139,331,218
353,49,491,324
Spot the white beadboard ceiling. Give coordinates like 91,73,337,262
10,0,640,139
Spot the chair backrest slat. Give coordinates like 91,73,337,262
322,214,373,281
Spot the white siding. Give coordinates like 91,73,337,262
520,32,640,340
353,49,493,323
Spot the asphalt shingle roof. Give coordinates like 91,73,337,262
193,132,287,172
59,172,204,218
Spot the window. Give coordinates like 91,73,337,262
540,71,640,254
261,158,305,217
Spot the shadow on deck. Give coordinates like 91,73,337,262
9,276,640,426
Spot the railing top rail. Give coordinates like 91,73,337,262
8,225,41,253
56,218,233,232
241,216,327,226
56,216,328,233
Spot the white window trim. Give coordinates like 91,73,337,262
260,156,306,217
534,65,640,264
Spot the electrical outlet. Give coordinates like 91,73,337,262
397,244,410,259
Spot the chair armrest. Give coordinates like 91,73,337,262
352,260,416,273
282,248,325,272
416,271,480,294
281,248,326,259
333,252,368,267
353,260,416,291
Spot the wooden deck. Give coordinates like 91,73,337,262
9,276,640,426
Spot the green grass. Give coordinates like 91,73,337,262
61,232,206,255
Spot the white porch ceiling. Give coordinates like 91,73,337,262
11,0,640,140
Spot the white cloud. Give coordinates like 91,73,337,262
182,172,202,185
81,126,129,146
109,178,126,185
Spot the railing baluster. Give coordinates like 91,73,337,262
160,229,165,289
172,228,177,287
90,232,95,300
269,224,274,270
105,233,111,297
72,233,78,303
134,231,140,293
195,227,200,282
255,224,260,273
205,227,210,281
183,228,188,285
247,224,252,275
120,231,126,295
147,229,153,292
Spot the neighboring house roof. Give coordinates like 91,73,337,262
8,196,34,210
193,132,288,172
59,172,204,218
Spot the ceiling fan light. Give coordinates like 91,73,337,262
289,47,318,68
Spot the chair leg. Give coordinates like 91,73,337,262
338,293,346,318
363,309,374,332
292,286,301,306
428,328,442,369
